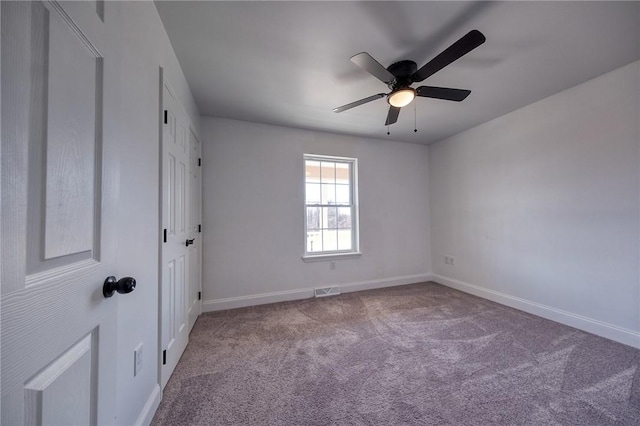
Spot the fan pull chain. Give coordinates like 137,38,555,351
387,125,390,136
414,103,418,133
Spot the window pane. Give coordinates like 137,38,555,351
324,207,337,229
338,229,352,250
337,207,351,229
306,207,321,230
304,155,358,256
306,183,320,204
321,162,335,183
307,231,322,252
335,184,350,205
322,229,337,251
335,162,350,184
321,183,336,204
305,160,320,182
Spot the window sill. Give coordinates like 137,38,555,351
302,252,362,263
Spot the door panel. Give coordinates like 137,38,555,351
161,82,190,389
1,1,116,425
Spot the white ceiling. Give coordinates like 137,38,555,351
155,1,640,145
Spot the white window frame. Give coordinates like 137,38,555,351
302,154,361,262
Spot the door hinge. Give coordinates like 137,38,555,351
198,291,202,300
198,158,201,167
198,224,202,233
163,110,168,124
162,350,167,365
163,228,167,243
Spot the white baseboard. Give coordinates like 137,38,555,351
134,384,161,426
203,287,314,312
338,273,433,295
432,274,640,349
202,273,433,312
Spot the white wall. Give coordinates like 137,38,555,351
201,118,431,310
98,3,199,425
429,61,640,348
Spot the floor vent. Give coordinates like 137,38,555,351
314,286,341,298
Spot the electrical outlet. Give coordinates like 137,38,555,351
444,256,456,265
134,343,143,377
329,261,336,270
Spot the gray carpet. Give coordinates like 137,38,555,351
151,282,640,425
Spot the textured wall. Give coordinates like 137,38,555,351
429,61,640,347
201,118,432,308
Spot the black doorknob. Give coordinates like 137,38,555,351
186,238,195,247
103,276,136,298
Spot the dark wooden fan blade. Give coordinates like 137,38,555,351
416,86,471,102
350,52,396,84
333,93,386,113
385,106,401,125
412,30,486,82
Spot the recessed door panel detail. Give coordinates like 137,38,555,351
164,255,187,353
24,332,96,426
176,255,186,334
22,1,104,272
177,161,185,234
168,260,176,344
168,154,176,235
39,2,101,260
177,124,186,150
168,110,176,141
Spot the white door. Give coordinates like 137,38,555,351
160,81,191,388
187,128,202,331
1,1,120,425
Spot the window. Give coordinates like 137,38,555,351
303,154,360,260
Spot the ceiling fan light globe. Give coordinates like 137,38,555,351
388,88,416,108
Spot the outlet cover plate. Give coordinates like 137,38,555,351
134,343,143,377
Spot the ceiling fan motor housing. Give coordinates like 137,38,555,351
387,60,418,89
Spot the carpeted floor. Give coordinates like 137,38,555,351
151,282,640,425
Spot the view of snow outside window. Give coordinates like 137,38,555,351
305,158,354,254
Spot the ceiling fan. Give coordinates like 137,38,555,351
333,30,486,126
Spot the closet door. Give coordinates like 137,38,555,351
187,128,202,331
160,81,191,389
